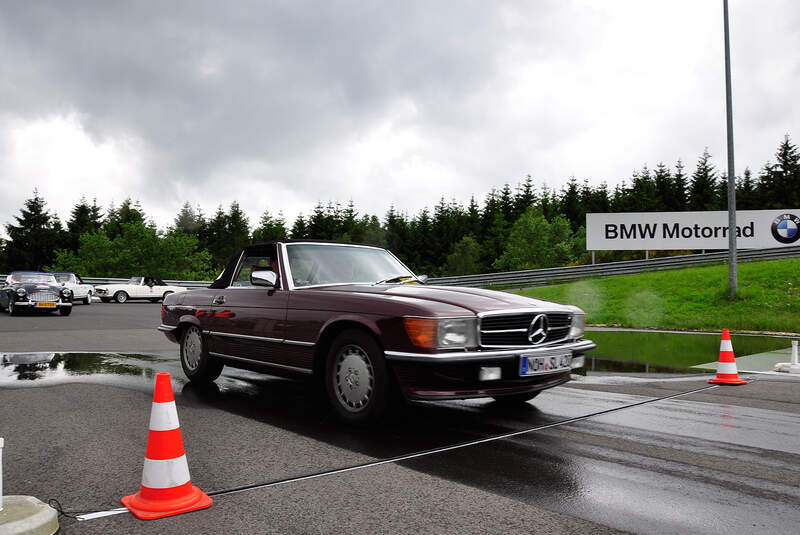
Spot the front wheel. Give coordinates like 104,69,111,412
491,391,540,405
114,291,128,304
60,307,72,316
180,325,223,383
8,300,18,316
325,329,392,426
100,297,111,303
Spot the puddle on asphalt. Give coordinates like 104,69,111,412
0,352,707,391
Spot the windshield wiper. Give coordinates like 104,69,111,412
374,275,415,285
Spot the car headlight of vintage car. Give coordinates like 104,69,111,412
403,317,478,350
15,288,26,297
61,288,72,298
568,309,586,340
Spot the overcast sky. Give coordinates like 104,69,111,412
1,0,799,235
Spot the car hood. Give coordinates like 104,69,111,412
11,282,63,293
318,284,569,315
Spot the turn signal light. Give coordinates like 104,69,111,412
403,318,437,349
161,305,165,322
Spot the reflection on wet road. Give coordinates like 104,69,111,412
2,352,799,534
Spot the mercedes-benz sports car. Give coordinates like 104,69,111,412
95,277,188,303
1,271,74,316
159,241,595,425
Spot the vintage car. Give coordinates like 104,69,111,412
95,276,188,303
52,271,95,305
1,271,74,316
159,241,595,424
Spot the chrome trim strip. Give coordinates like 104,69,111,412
207,331,283,344
479,328,527,334
384,339,596,363
204,330,315,347
283,339,316,347
208,351,313,374
158,324,178,332
477,308,572,318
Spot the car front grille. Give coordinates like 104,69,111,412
28,291,59,302
479,312,572,347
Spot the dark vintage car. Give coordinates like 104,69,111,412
159,241,595,424
1,271,74,316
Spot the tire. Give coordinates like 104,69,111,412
114,291,128,304
8,300,18,316
100,297,111,303
180,325,223,383
325,329,392,426
491,391,540,405
149,298,160,303
59,307,72,316
83,292,92,305
162,291,173,302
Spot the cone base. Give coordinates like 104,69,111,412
121,485,212,520
708,376,748,385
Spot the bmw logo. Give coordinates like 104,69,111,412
771,214,800,244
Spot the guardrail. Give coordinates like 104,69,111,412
2,246,798,290
428,246,800,288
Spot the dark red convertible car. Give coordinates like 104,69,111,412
159,241,595,424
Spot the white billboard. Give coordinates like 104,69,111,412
586,210,800,250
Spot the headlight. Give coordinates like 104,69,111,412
15,288,26,296
403,317,478,349
568,312,586,340
61,288,72,297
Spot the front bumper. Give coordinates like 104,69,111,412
385,339,595,400
12,300,72,309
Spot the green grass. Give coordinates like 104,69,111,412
517,258,800,334
584,330,789,367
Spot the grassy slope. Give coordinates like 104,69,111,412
517,258,800,334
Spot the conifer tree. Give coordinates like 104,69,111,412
688,149,717,211
3,191,64,270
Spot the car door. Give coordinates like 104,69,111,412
207,245,290,368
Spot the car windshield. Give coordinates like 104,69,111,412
127,277,143,285
286,244,415,288
53,273,74,283
13,273,58,284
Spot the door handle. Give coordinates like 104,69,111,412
213,296,225,305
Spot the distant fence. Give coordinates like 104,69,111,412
3,246,798,290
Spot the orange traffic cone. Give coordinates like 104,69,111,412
121,372,212,519
708,329,748,385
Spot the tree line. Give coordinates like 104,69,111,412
1,135,797,279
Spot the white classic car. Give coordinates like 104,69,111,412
52,272,95,305
95,276,188,303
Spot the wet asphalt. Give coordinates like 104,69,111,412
1,304,799,534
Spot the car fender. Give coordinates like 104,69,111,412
318,313,383,343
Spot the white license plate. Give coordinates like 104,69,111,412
519,353,571,376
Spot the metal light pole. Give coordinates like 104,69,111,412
724,0,738,299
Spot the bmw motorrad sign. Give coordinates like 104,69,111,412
586,210,800,250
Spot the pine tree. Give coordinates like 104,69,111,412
290,213,308,239
252,210,288,242
559,177,581,231
672,160,688,211
173,201,203,234
653,163,672,211
737,168,756,209
688,149,717,211
66,196,102,251
512,175,536,220
3,191,65,270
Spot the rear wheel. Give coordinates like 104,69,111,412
149,298,160,303
491,391,540,405
180,325,223,383
325,329,392,426
114,291,128,304
83,292,92,305
162,291,173,302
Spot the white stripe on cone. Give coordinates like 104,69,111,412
717,361,739,375
719,340,733,352
141,455,192,489
149,401,180,431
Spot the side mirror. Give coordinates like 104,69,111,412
417,275,428,284
251,270,278,288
